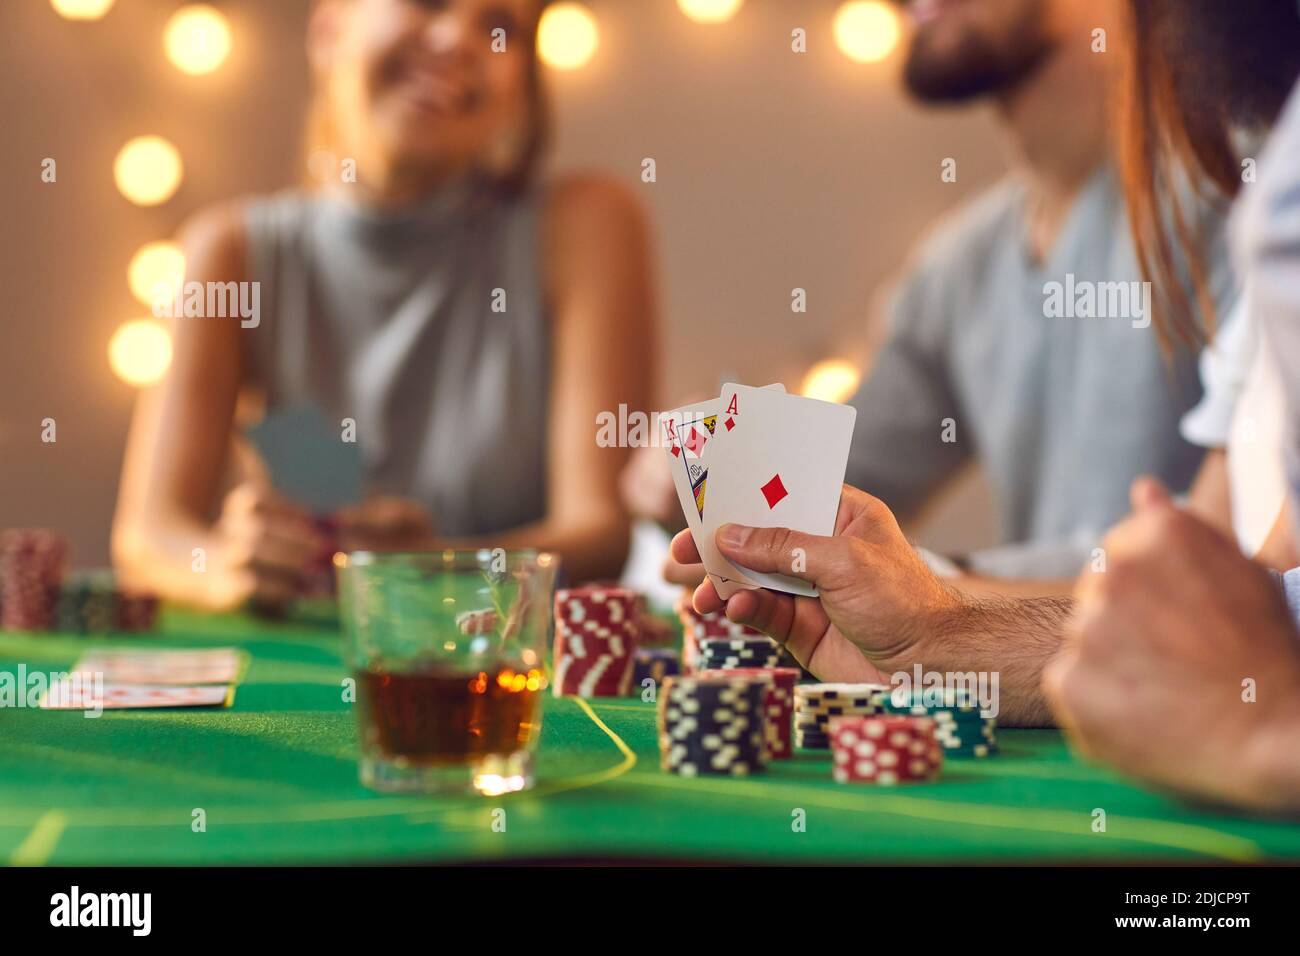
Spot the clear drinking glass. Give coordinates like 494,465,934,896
335,549,558,795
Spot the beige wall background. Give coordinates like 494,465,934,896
0,0,1002,567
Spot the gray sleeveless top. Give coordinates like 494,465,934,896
243,182,550,536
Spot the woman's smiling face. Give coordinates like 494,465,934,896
313,0,538,180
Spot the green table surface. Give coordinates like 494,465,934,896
2,609,1299,866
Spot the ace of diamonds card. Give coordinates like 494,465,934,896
703,383,856,597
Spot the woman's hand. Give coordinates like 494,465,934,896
206,481,324,612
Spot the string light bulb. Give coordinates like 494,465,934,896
164,4,232,75
49,0,116,20
109,320,173,387
800,358,861,403
537,3,599,71
113,136,183,206
833,1,901,63
677,0,744,24
127,242,186,309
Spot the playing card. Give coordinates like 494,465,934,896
662,398,754,593
39,680,234,710
72,648,245,686
661,385,785,595
703,383,857,597
245,403,363,512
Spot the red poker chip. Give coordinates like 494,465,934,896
552,587,639,697
0,529,69,632
554,629,632,658
674,599,764,636
554,617,637,637
552,651,634,697
828,715,943,784
557,596,636,616
556,586,638,614
115,592,160,632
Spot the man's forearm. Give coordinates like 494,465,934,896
951,575,1076,600
923,596,1072,727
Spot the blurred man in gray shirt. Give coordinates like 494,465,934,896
633,0,1232,600
845,0,1231,589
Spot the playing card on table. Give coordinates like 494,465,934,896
703,383,857,597
72,648,245,686
39,680,234,710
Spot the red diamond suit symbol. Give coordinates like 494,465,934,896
760,474,788,509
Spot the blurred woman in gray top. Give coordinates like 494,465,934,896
113,0,656,610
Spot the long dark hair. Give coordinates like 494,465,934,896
1121,0,1300,350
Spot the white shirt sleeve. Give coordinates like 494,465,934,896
1237,77,1300,547
1179,295,1252,449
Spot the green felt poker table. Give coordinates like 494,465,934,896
2,609,1299,866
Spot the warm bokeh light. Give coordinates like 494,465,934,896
537,2,599,71
113,136,183,206
801,358,862,403
127,241,186,308
164,4,232,76
108,320,173,387
677,0,744,24
833,1,901,63
50,0,116,20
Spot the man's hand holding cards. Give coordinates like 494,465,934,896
660,383,856,599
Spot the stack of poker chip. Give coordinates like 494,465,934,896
882,688,998,757
116,590,160,632
698,666,799,759
632,647,680,689
697,635,791,671
0,529,68,631
55,571,118,634
829,715,944,785
53,571,161,635
794,683,891,749
675,593,762,671
580,586,674,646
657,673,769,776
552,586,639,697
674,593,807,675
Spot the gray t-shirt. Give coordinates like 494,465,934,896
1279,569,1300,625
243,181,551,537
846,166,1232,575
